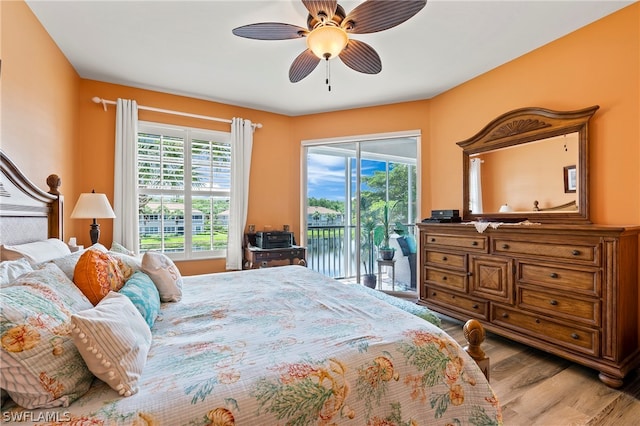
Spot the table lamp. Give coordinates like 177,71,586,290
70,190,116,245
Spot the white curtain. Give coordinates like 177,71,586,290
226,118,254,270
469,158,483,214
113,99,140,252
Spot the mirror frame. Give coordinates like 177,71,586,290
458,105,599,224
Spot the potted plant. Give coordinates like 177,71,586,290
361,218,377,288
377,202,397,261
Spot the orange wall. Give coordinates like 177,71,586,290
1,0,80,230
428,3,639,225
76,80,293,275
3,1,639,276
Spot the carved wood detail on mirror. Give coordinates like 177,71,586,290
458,106,599,223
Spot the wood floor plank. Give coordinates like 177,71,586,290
437,314,640,425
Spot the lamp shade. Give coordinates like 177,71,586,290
306,25,348,59
70,192,116,219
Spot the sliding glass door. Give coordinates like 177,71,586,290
302,133,419,295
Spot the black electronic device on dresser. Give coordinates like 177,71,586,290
255,231,293,249
422,209,462,223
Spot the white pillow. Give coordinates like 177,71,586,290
71,292,152,397
1,239,71,264
49,243,109,281
0,258,33,286
141,252,183,302
110,242,135,256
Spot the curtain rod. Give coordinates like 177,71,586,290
91,97,262,129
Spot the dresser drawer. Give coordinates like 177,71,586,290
424,286,488,319
517,287,600,326
493,238,600,266
424,250,467,271
253,248,305,261
423,232,487,252
491,305,599,356
518,262,600,297
424,267,467,292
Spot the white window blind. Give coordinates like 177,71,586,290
137,122,231,260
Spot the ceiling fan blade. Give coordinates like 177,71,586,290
289,49,321,82
339,39,382,74
232,23,307,40
343,0,426,34
302,0,338,22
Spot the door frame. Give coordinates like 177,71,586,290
300,130,422,287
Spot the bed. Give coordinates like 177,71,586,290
0,150,501,425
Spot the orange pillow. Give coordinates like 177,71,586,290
73,249,126,305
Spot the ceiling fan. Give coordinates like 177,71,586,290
232,0,427,89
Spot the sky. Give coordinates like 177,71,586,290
307,153,385,202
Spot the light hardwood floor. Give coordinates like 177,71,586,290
438,314,640,426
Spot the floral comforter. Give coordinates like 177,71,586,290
3,265,501,425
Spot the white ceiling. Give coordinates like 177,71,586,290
26,0,633,116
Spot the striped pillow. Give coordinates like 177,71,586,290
71,291,152,397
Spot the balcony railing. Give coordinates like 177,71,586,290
306,225,353,279
306,224,415,280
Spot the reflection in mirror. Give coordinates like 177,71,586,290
469,132,579,214
458,106,599,224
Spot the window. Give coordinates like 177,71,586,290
137,122,231,260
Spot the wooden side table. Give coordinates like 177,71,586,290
243,233,306,269
377,258,396,291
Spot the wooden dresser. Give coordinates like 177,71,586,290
417,222,640,387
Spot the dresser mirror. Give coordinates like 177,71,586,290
457,106,599,223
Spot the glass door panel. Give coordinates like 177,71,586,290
304,136,418,295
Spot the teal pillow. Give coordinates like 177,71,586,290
405,235,417,254
118,272,161,327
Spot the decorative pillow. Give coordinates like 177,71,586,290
118,272,161,327
50,244,108,281
110,242,135,256
0,258,33,286
73,249,126,305
1,239,71,264
108,251,142,281
395,236,411,256
71,291,152,397
0,264,94,409
141,252,183,302
405,234,417,254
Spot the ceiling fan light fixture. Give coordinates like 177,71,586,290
306,25,348,59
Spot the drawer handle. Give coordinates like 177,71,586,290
572,250,581,256
549,300,558,306
550,273,559,279
431,291,437,296
442,256,448,261
442,276,447,281
472,304,479,309
571,333,580,340
502,244,510,249
501,312,509,318
430,237,436,242
535,319,541,324
467,272,473,277
471,241,478,246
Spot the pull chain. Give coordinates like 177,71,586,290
324,54,331,92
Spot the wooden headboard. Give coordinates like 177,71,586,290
0,150,63,245
532,200,578,212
